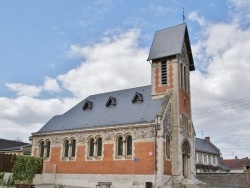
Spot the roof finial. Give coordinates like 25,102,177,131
182,7,185,23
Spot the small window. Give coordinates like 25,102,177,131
180,63,183,87
83,100,93,110
132,92,143,103
106,97,116,107
71,139,76,158
182,114,189,131
166,135,170,159
203,154,208,164
126,136,132,156
39,141,45,158
184,66,187,90
89,138,94,157
64,140,69,157
46,141,51,158
211,156,217,165
97,137,102,157
161,61,167,85
117,136,123,156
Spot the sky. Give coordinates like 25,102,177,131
0,0,249,159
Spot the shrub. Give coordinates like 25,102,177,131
12,155,43,184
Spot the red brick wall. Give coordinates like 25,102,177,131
163,142,172,175
43,141,155,175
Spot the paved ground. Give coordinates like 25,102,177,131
35,185,91,188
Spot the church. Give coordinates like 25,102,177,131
31,23,203,188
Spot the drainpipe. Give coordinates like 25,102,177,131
154,115,160,188
154,121,157,188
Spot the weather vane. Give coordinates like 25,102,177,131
182,7,185,23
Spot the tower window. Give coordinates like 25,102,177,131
161,61,167,85
184,66,187,90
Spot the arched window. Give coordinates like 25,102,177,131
126,135,132,156
166,135,170,159
97,137,102,157
116,134,133,158
183,66,187,90
117,136,123,156
89,138,94,157
39,141,45,158
46,141,51,158
71,139,76,157
64,140,69,157
180,63,183,87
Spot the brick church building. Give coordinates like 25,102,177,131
31,23,203,187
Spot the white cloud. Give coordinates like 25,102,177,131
188,10,206,27
5,83,42,97
5,77,62,97
43,76,62,93
0,96,80,142
58,29,150,98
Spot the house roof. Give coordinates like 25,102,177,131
195,137,221,155
219,159,231,171
147,23,195,71
0,138,29,150
223,157,250,169
36,85,163,134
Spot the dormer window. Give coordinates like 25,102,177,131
106,97,116,107
132,92,143,103
82,100,93,110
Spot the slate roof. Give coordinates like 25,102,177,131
37,85,163,134
195,137,221,155
219,160,230,171
223,157,250,169
147,23,195,71
0,138,29,150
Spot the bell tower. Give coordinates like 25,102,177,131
148,23,198,185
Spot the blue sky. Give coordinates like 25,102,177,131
0,0,250,159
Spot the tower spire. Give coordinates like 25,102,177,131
182,7,185,23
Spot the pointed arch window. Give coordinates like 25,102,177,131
132,92,143,103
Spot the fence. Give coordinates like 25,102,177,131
197,171,250,188
0,154,16,172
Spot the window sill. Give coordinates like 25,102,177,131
62,157,76,161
